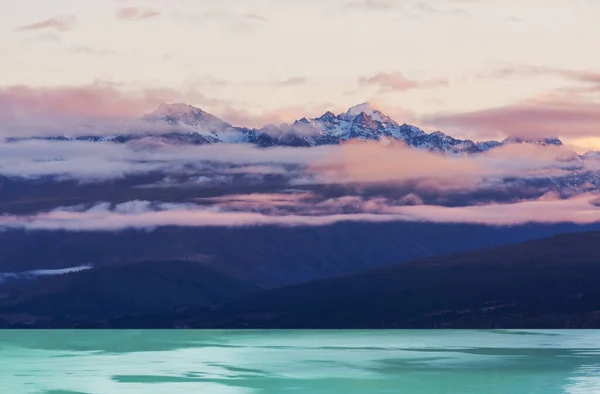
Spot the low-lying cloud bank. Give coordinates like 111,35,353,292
0,139,592,188
0,140,331,181
315,141,582,190
1,193,599,231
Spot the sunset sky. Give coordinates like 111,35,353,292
1,0,600,150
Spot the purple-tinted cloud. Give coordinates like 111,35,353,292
2,192,600,231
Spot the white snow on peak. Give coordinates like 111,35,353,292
142,102,233,133
152,103,202,116
343,102,394,123
345,102,378,116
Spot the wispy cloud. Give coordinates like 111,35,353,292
344,0,393,11
313,141,578,190
23,33,62,46
0,140,334,181
15,15,75,32
116,7,161,21
424,96,600,140
191,76,309,89
69,46,117,56
0,82,330,133
179,10,268,32
243,13,267,22
360,71,449,92
218,102,339,128
411,2,470,18
446,65,600,140
344,0,471,19
273,77,308,87
0,135,596,230
0,134,583,191
0,83,186,121
489,65,600,92
503,16,523,24
0,83,237,140
2,192,600,231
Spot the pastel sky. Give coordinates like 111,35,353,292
2,0,600,149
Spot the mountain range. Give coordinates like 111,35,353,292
4,229,600,328
204,231,600,329
7,101,600,204
8,102,564,155
3,101,600,329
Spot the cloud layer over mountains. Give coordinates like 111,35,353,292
0,138,588,184
1,134,600,230
1,100,599,231
2,192,600,231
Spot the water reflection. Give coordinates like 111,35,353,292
0,330,599,393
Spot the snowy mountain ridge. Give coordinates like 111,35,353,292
6,102,566,155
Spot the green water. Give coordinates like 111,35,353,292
1,330,599,393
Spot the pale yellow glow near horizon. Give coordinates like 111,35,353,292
566,138,600,154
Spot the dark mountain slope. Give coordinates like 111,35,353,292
0,259,258,320
3,222,600,289
192,231,600,329
6,230,600,328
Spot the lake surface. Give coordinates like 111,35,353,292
1,330,600,393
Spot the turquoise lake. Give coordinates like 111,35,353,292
1,330,600,393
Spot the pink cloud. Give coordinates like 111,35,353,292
116,7,161,21
0,83,186,120
0,83,237,137
15,15,75,32
398,193,600,225
203,193,313,204
198,193,315,214
321,141,484,187
360,71,448,92
304,141,580,193
0,129,580,185
243,13,267,22
190,194,422,217
315,142,549,187
0,83,399,133
424,96,600,140
491,66,600,88
2,193,600,231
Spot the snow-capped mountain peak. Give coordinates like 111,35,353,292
7,101,565,155
152,102,201,117
317,111,337,122
142,103,232,133
342,102,397,125
345,102,379,117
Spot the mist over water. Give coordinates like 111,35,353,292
1,330,599,393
